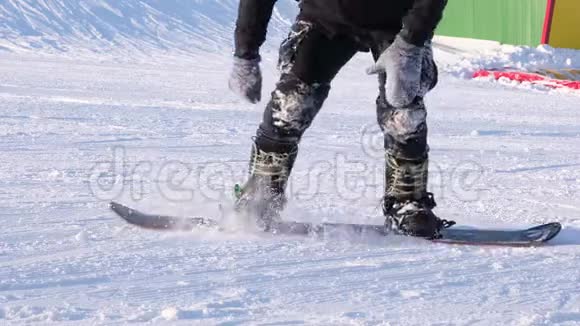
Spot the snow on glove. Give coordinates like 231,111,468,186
229,56,262,104
367,35,424,108
418,42,437,97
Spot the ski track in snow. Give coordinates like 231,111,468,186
1,1,580,325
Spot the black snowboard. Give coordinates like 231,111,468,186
110,202,562,246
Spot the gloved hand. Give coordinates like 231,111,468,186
229,56,262,104
367,35,425,108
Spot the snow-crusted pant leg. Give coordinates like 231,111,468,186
372,40,438,159
257,74,330,150
255,20,359,152
376,95,429,159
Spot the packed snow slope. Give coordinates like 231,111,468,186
1,1,580,325
0,0,296,55
1,51,580,325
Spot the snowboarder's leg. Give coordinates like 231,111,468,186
237,21,359,226
371,40,451,238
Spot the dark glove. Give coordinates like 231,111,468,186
229,56,262,104
367,35,425,108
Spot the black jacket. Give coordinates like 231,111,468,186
235,0,447,59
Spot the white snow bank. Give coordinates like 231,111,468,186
435,36,580,79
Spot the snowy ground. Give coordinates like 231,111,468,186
1,47,580,325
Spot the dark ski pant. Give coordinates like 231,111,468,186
255,20,438,161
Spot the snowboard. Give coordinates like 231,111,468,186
110,202,562,246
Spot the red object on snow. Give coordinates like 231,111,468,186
473,70,580,90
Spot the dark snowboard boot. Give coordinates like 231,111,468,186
235,141,297,228
382,153,454,238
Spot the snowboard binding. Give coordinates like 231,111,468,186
383,193,455,239
382,152,455,238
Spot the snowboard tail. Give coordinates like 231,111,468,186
110,202,219,231
110,202,561,246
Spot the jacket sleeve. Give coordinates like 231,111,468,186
399,0,447,46
234,0,278,59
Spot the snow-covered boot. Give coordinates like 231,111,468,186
235,141,297,228
382,153,454,238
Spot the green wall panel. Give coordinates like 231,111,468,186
436,0,547,46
